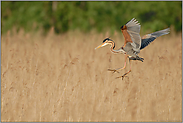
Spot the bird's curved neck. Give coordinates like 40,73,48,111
109,41,120,53
108,40,126,54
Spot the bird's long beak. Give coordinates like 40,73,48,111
95,43,108,50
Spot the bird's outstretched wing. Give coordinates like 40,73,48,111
140,28,170,50
121,18,141,52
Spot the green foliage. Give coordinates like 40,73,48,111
1,1,182,34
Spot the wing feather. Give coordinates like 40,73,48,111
140,28,170,50
121,18,141,52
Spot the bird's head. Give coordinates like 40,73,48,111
95,38,114,49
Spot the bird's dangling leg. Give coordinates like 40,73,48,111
116,59,132,80
108,54,128,74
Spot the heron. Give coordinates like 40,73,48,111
95,18,170,80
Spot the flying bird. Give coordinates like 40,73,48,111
95,18,170,80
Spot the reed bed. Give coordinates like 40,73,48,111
1,29,182,122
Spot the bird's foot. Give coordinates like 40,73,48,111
115,70,131,80
115,74,128,80
108,69,120,74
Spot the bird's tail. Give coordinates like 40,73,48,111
129,56,144,62
136,56,144,62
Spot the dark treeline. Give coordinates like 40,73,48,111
1,1,182,34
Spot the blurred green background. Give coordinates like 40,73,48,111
1,1,182,35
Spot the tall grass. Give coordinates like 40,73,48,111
1,28,182,122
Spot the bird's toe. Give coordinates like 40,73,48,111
108,69,120,73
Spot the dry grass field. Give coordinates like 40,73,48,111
1,28,182,122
